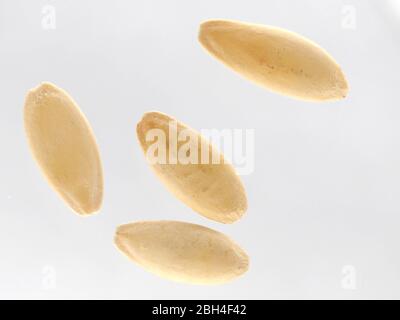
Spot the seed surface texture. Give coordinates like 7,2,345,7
24,82,103,215
136,111,247,224
114,220,249,284
199,19,349,101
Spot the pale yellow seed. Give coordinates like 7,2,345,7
114,220,249,285
24,82,103,215
199,19,349,102
136,111,247,224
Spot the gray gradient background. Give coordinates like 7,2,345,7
0,0,399,299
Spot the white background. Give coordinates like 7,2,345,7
1,0,400,299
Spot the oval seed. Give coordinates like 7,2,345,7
114,220,249,285
199,19,349,102
136,111,247,224
24,82,103,215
